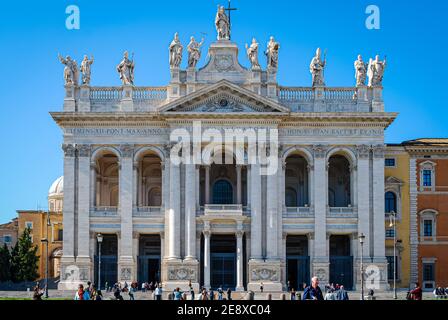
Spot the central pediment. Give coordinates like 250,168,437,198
160,80,289,114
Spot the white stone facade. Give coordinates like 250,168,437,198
53,23,395,291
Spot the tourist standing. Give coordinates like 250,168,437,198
226,288,232,301
302,277,324,301
154,284,163,300
410,282,422,300
174,287,183,300
336,285,349,300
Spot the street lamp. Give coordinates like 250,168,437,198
358,233,365,301
389,211,398,300
40,211,51,299
97,234,103,291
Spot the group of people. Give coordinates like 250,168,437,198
74,281,103,301
432,285,448,299
171,285,233,301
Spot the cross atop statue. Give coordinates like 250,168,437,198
215,1,237,41
225,0,237,39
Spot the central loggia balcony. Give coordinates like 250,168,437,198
90,207,118,217
132,206,163,217
197,204,250,217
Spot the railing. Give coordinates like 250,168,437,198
90,207,119,217
203,204,244,217
283,207,313,218
133,206,163,217
133,87,168,101
419,186,448,193
89,87,123,101
278,87,314,101
324,88,357,101
328,206,357,217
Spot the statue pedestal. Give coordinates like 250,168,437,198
79,85,91,112
168,67,182,100
372,87,384,112
186,68,197,95
162,259,200,292
63,85,76,112
120,85,134,112
247,259,283,292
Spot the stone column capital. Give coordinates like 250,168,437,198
312,145,328,159
203,229,211,238
120,144,134,158
372,145,386,159
236,230,245,238
356,145,371,159
62,144,76,158
76,144,91,157
132,231,140,239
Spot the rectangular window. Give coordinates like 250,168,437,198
423,220,433,237
385,158,396,167
58,229,63,241
3,235,12,244
423,263,435,282
386,256,398,280
385,228,395,238
25,221,33,230
423,170,432,187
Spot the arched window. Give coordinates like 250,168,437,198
212,180,233,204
385,191,397,213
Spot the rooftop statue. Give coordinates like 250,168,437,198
58,54,79,86
117,51,135,86
80,55,94,85
246,38,261,70
354,55,367,87
187,36,205,69
169,32,183,69
265,36,280,71
310,48,326,87
368,55,387,87
215,5,230,40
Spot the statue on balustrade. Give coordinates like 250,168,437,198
354,55,368,87
215,5,230,40
117,51,135,86
187,36,205,69
368,55,387,87
310,48,326,87
169,32,183,69
80,55,94,85
246,38,261,70
58,54,79,86
265,36,280,71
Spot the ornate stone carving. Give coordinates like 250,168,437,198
314,268,328,283
120,144,134,158
354,55,367,87
214,54,235,72
120,267,132,281
368,55,387,87
168,266,196,281
372,145,386,159
310,48,326,87
245,38,260,70
169,32,183,69
312,145,327,159
265,37,280,72
80,55,94,85
251,268,279,282
356,144,370,159
58,54,79,86
204,97,243,112
187,36,204,69
62,144,76,157
77,144,91,158
235,230,244,238
215,5,230,40
117,51,135,85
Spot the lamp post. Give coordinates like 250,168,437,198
97,234,103,291
41,211,51,299
389,211,398,300
359,233,365,301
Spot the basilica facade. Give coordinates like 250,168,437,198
53,8,395,291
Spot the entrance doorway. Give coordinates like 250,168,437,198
94,234,118,288
329,235,353,290
210,235,236,290
286,235,310,291
137,235,161,284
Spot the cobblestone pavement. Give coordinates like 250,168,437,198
0,289,445,300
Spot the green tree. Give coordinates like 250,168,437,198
0,244,11,282
10,228,39,282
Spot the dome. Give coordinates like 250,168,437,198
48,176,64,197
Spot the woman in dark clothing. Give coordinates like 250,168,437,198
33,286,44,300
409,282,422,300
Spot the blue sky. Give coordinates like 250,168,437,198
0,0,447,222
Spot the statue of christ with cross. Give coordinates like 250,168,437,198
215,1,237,41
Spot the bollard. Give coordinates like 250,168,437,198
280,293,286,300
266,293,272,300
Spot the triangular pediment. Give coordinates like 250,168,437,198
385,176,404,185
159,80,290,114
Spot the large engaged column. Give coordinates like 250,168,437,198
77,145,91,260
185,163,197,260
266,165,279,259
250,163,262,259
356,145,371,257
168,161,181,259
203,229,211,289
236,230,245,291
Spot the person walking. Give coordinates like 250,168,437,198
190,285,195,300
226,288,232,301
336,285,349,300
218,286,224,300
302,277,324,301
128,283,135,300
324,289,336,300
33,285,44,300
290,289,296,300
209,288,215,301
260,282,264,293
200,288,209,300
173,287,183,300
74,284,90,300
154,284,163,300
